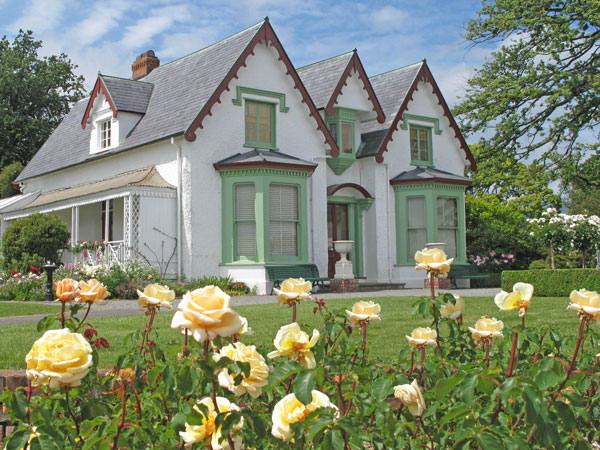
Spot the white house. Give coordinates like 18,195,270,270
0,19,476,293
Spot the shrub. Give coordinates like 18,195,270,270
502,268,600,296
165,275,246,297
0,161,23,198
0,269,45,301
2,213,69,273
114,281,139,299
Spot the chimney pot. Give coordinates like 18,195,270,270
132,50,159,80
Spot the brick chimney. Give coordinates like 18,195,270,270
131,50,159,80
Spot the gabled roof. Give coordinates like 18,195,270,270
17,19,338,183
357,129,388,159
364,60,476,169
298,50,385,123
214,148,316,172
81,75,154,128
390,166,472,186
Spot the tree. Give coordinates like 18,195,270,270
455,0,600,172
0,30,85,169
560,144,600,214
0,161,23,198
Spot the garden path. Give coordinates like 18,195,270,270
0,287,498,327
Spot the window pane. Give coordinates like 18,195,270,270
407,197,425,228
438,229,456,258
235,184,256,258
329,123,337,143
408,229,427,259
270,184,298,220
235,184,255,220
437,198,457,227
270,221,298,256
259,103,272,144
237,222,257,257
270,184,298,256
342,123,353,153
245,102,257,143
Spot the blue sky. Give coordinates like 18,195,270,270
0,0,497,106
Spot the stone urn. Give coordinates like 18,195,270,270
333,240,354,279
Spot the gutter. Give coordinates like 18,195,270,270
170,137,183,279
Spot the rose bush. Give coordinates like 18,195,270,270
2,275,600,449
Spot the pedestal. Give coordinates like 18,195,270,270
330,278,359,293
424,277,452,289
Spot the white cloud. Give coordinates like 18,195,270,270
9,0,70,33
118,4,190,50
71,0,132,46
369,5,407,30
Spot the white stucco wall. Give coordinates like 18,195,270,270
137,195,177,277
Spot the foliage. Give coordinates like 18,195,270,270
0,30,85,169
2,284,600,448
466,195,538,269
0,161,23,198
166,275,249,297
0,269,45,301
503,269,600,296
1,213,69,273
455,0,600,172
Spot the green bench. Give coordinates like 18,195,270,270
265,264,329,294
448,264,489,288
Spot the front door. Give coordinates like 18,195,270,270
327,203,349,278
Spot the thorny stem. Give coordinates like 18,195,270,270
335,377,346,416
532,332,547,364
65,388,83,444
61,301,66,328
292,302,297,323
361,323,368,360
430,299,444,360
409,349,415,374
112,385,128,449
75,301,93,332
557,317,587,391
132,383,142,422
139,308,157,354
485,340,491,368
429,272,436,299
418,416,434,450
420,347,426,367
507,330,518,377
26,380,32,422
521,314,525,331
183,329,189,356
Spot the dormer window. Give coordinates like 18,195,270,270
100,120,112,149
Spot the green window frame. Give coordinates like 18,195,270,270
219,168,310,265
234,183,257,260
394,183,466,265
245,100,276,149
409,125,433,166
326,108,356,155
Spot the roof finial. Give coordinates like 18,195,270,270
353,48,357,53
264,16,269,22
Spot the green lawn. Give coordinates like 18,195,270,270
0,301,60,318
0,295,581,369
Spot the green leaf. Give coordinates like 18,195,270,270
371,377,393,402
306,415,333,441
435,373,465,400
171,412,187,433
460,373,478,404
10,390,28,420
268,360,303,387
478,432,504,450
5,429,30,450
29,435,60,450
243,409,266,440
500,377,517,402
523,386,541,424
176,365,196,397
440,405,471,427
293,370,316,405
553,401,575,429
331,430,346,450
36,313,56,332
535,369,562,391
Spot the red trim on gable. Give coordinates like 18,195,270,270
374,61,477,170
389,177,472,187
213,161,316,173
81,76,118,129
325,50,386,124
329,182,372,198
184,19,339,157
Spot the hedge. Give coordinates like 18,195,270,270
502,268,600,296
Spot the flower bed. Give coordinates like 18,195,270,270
1,254,599,448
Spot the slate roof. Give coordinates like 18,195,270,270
17,21,264,183
101,75,154,114
390,167,471,185
357,129,388,159
296,52,353,109
362,62,423,134
214,149,316,168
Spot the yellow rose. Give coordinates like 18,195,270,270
170,286,243,342
54,278,79,302
137,283,175,310
346,300,381,324
495,282,533,317
415,248,454,277
468,316,504,344
267,323,319,369
394,379,426,417
274,278,312,305
567,289,600,322
271,390,337,441
236,316,254,336
26,328,93,388
179,397,242,450
405,327,437,349
77,278,110,302
440,295,465,321
213,342,269,398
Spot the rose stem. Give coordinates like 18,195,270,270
485,340,491,368
183,329,188,356
521,314,525,331
75,301,93,332
292,302,297,323
429,272,435,299
345,323,368,415
430,300,443,360
65,388,83,443
61,301,66,328
420,347,426,367
335,376,346,416
139,308,157,353
132,382,142,422
507,330,518,377
361,323,368,360
26,379,32,422
418,416,434,450
557,317,587,391
112,385,128,449
409,349,415,374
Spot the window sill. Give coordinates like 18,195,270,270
243,143,279,151
410,161,434,167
